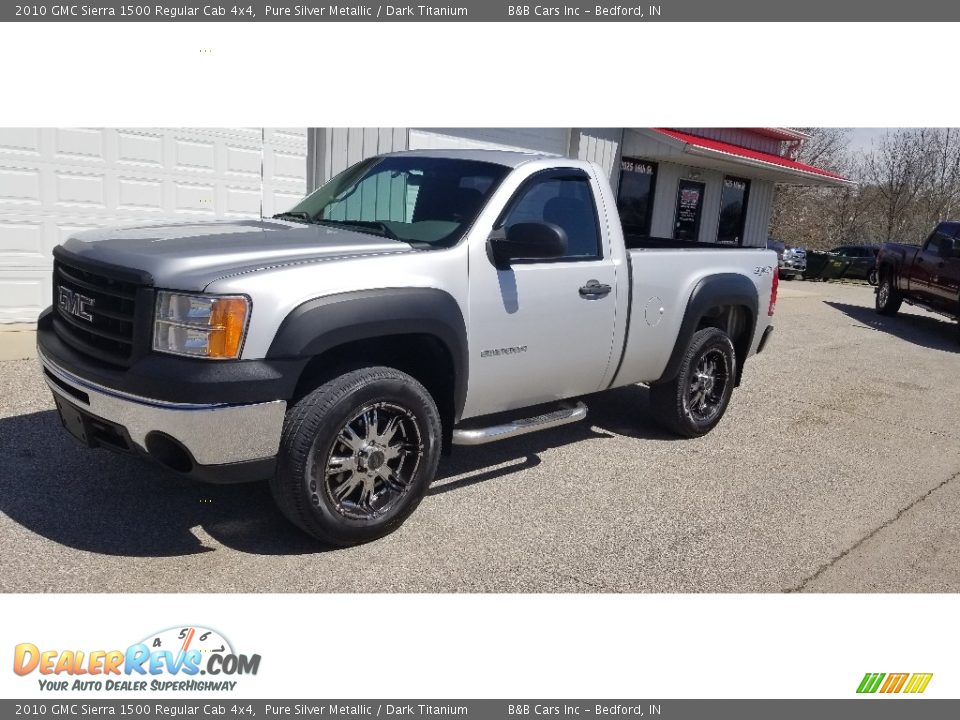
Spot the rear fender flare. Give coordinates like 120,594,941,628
655,273,759,386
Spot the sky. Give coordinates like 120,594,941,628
845,128,895,154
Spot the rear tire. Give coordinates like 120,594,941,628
867,267,879,286
650,327,737,438
875,274,902,316
271,366,442,546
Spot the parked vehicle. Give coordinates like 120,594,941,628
37,150,778,545
767,238,806,280
788,246,807,277
828,244,881,284
875,222,960,334
801,249,849,281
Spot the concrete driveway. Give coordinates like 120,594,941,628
1,282,959,592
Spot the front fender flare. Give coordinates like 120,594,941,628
266,288,468,420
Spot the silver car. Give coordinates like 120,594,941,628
768,239,807,280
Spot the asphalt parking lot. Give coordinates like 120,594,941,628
2,281,959,593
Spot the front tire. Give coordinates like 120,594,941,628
271,366,442,546
650,327,737,438
875,274,902,316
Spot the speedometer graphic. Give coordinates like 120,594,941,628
138,626,234,658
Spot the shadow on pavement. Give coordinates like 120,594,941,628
825,301,959,353
0,410,322,559
0,385,674,559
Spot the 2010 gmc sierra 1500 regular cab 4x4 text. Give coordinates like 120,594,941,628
37,150,777,545
875,221,960,337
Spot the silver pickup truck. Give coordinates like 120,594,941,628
37,149,777,545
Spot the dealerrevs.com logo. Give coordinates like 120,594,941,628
13,626,261,692
857,672,933,694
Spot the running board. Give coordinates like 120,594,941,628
452,402,588,446
903,297,957,321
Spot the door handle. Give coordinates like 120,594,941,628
579,280,612,299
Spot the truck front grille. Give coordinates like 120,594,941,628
52,254,151,367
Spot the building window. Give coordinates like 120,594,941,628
674,179,706,241
717,176,750,245
617,158,657,236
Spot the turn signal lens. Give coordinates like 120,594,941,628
208,297,249,358
153,292,250,359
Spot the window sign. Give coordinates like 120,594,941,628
620,159,656,175
674,179,705,241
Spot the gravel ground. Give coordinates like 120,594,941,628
1,281,959,593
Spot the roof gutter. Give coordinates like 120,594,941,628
683,144,857,187
638,128,855,187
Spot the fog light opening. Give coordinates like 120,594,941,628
145,432,194,474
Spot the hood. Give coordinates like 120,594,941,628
59,219,413,291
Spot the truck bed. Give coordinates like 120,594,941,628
613,244,776,387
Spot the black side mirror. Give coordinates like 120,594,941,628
489,222,567,268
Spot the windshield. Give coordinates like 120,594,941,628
283,156,510,247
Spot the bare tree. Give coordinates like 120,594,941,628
916,128,960,236
771,128,960,250
769,128,857,249
856,129,960,243
861,129,932,242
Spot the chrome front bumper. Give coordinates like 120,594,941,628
39,349,286,467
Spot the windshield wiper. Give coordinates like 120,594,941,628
314,218,401,241
272,211,313,224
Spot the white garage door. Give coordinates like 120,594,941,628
409,128,571,156
0,128,307,323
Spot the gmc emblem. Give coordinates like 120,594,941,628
58,286,95,322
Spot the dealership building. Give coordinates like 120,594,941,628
0,127,846,323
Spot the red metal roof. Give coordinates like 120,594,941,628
748,128,810,142
652,128,849,182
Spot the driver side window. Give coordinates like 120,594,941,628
503,175,602,260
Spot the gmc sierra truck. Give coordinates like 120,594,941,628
875,221,960,335
37,149,777,545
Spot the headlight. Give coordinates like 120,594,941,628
153,291,250,359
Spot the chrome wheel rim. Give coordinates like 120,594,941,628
310,402,424,521
685,349,729,424
878,281,889,306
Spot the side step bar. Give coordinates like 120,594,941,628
903,297,957,321
452,402,588,446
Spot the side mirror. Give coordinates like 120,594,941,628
489,222,567,268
